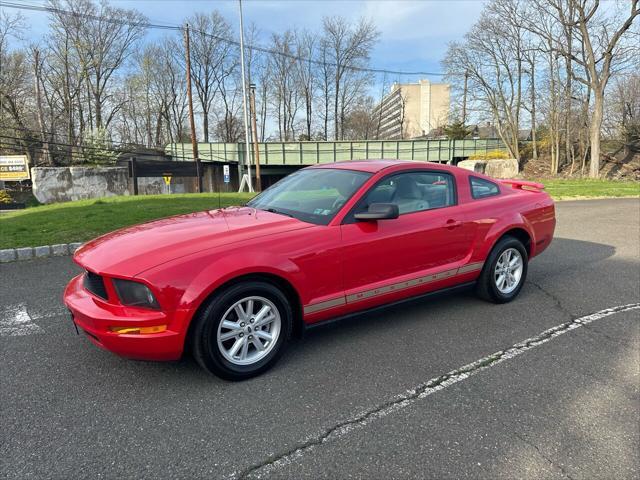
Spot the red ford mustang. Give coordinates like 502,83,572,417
64,160,555,380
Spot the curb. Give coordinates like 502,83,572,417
0,242,83,263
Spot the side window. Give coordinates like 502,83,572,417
359,171,456,216
470,176,500,199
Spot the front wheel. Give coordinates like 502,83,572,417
191,281,292,380
476,236,528,303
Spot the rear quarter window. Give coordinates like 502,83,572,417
470,176,500,199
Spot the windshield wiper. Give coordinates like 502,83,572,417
264,207,295,218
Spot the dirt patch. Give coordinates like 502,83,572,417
521,143,640,180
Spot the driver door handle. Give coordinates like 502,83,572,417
446,219,462,229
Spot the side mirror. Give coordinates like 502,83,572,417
354,203,399,221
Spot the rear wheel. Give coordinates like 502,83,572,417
476,236,528,303
191,281,292,380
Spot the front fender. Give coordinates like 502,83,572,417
138,247,303,313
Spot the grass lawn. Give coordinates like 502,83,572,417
537,178,639,199
0,193,254,249
0,178,638,249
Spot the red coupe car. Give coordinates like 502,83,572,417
64,160,555,380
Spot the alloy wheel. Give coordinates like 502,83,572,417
216,296,281,366
494,248,524,294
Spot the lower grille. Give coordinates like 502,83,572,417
83,271,108,300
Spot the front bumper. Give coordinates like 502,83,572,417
63,274,191,361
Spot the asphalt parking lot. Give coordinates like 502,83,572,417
1,198,639,479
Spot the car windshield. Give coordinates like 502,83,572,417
247,168,372,225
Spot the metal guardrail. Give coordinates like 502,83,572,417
166,138,506,165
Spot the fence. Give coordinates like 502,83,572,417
166,138,506,166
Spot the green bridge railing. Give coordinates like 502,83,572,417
166,138,506,166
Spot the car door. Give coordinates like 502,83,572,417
339,170,474,306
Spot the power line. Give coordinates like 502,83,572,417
0,134,181,159
0,0,446,77
2,125,174,150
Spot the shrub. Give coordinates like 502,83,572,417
0,189,13,204
468,149,510,160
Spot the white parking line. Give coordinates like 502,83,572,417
233,303,640,479
0,304,66,337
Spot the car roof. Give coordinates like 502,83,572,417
307,159,456,174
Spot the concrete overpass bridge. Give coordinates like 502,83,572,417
166,138,505,166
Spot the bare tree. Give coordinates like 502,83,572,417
44,16,86,154
0,12,40,163
48,0,146,131
317,40,333,140
443,0,526,161
294,30,317,140
521,0,639,177
570,0,638,176
243,23,266,142
321,16,379,140
32,48,52,164
256,62,270,141
268,30,299,140
522,46,538,160
605,73,640,154
156,37,189,145
342,95,377,140
183,11,234,142
116,45,171,147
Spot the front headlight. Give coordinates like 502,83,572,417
113,279,160,309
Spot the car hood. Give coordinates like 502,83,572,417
74,207,312,277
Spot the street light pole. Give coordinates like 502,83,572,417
184,24,202,192
237,0,253,192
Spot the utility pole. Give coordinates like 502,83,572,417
237,0,253,192
462,70,468,126
249,83,261,191
184,24,202,193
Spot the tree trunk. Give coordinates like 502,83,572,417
334,72,340,140
85,77,94,132
33,49,52,166
564,11,573,168
323,92,329,140
548,47,559,175
94,90,102,129
202,111,209,143
530,63,537,160
589,88,604,178
306,94,312,139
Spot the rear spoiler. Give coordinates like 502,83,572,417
500,179,545,191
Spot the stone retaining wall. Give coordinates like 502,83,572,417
32,167,130,204
30,165,230,203
456,158,519,179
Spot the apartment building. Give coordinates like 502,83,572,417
373,79,450,139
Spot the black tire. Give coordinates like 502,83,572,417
476,235,528,303
191,281,292,380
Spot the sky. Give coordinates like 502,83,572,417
3,0,488,82
1,0,489,138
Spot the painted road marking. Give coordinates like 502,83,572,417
231,303,640,479
0,304,66,337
